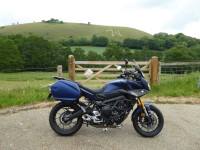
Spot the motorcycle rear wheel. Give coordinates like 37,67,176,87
132,105,164,137
49,102,83,136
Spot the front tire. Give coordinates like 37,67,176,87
49,102,83,136
132,105,164,137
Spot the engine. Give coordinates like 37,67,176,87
100,96,132,124
82,96,134,127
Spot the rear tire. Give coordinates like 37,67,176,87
49,102,83,136
132,105,164,137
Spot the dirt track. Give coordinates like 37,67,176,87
0,104,200,150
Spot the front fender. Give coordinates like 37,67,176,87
131,103,154,121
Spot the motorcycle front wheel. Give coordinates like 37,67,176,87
49,102,83,136
132,105,164,137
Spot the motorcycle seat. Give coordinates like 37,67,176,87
75,82,106,94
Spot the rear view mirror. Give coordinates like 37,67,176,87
125,59,128,65
125,59,128,70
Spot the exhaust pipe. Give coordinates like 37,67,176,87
68,106,92,121
68,109,84,120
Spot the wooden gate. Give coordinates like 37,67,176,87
68,55,159,88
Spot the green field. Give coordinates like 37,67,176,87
0,72,199,108
0,72,61,108
0,22,152,42
71,46,106,54
70,46,136,54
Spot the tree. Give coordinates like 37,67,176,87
153,32,168,39
42,18,64,24
148,38,165,51
78,36,91,46
91,35,97,46
191,45,200,60
124,47,134,60
58,46,73,70
91,35,108,46
21,34,53,68
50,42,73,70
87,51,103,61
164,35,176,49
0,38,23,71
123,38,132,48
123,38,140,49
133,46,163,61
163,45,195,62
103,43,124,61
110,40,122,46
59,38,68,46
139,36,149,49
9,34,25,53
97,36,108,46
175,33,197,47
73,48,86,60
67,39,77,46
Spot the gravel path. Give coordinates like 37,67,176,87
0,104,200,150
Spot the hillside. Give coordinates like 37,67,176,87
0,22,152,41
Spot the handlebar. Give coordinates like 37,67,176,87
117,69,142,81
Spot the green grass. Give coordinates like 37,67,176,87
148,72,200,98
0,22,152,42
0,72,199,108
71,46,136,55
71,46,106,54
0,72,68,108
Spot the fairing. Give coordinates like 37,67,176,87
103,79,144,93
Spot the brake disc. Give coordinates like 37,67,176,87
139,114,158,130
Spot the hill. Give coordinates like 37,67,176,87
0,22,152,41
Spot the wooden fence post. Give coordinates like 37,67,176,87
150,56,159,86
158,62,161,84
57,65,62,77
68,55,75,81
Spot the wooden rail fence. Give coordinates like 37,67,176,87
67,55,200,88
68,55,159,87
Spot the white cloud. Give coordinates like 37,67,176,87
0,0,200,38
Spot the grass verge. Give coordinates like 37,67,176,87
0,72,199,108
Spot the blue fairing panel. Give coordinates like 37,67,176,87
103,79,144,93
51,80,81,103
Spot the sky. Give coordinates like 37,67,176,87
1,0,200,38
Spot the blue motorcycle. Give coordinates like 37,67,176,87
48,59,164,137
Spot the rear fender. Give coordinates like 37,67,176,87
131,104,153,121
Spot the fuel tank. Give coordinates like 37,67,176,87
103,79,144,93
50,80,81,103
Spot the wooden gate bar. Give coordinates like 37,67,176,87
68,55,159,85
75,61,149,65
82,64,112,83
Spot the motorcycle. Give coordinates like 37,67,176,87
47,59,164,137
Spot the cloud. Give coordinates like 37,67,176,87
162,0,200,30
0,0,200,38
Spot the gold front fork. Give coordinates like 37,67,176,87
137,98,149,117
137,98,146,111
